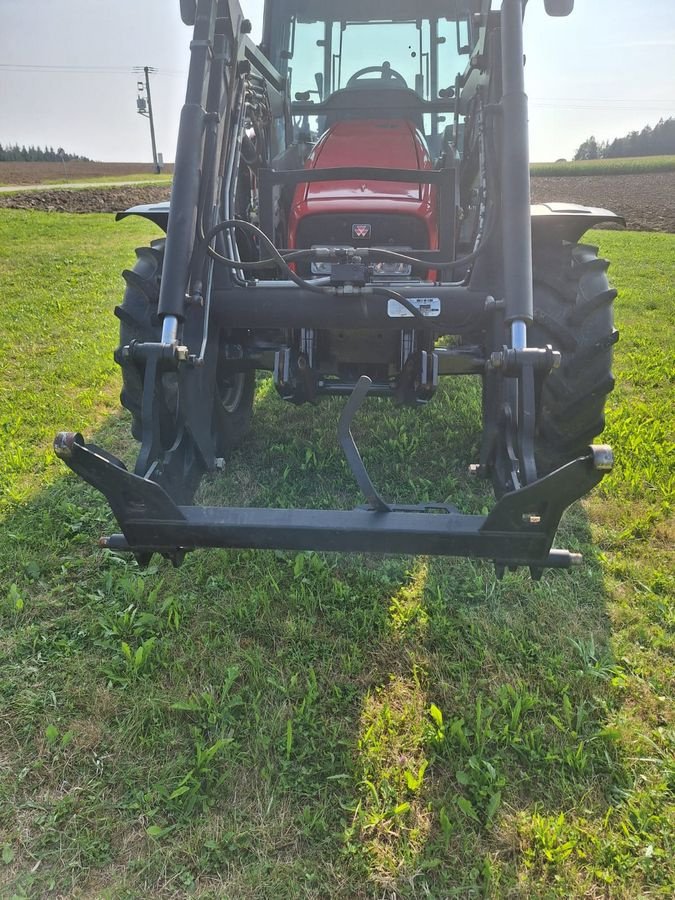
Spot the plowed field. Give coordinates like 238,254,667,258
1,171,673,232
0,160,172,185
0,184,172,214
531,171,675,233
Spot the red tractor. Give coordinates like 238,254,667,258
56,0,621,576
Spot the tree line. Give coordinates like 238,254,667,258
574,117,675,161
0,144,91,162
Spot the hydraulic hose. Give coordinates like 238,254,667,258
204,213,498,275
203,219,426,319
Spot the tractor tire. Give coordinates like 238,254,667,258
531,240,618,474
213,362,256,459
115,239,168,443
114,239,255,469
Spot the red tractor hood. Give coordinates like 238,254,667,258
287,118,437,252
297,119,430,203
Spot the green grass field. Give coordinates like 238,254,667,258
0,175,173,197
531,155,675,177
41,173,173,187
0,173,173,193
0,211,673,898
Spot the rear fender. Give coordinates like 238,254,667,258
531,202,625,244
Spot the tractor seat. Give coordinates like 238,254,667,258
322,87,425,131
346,78,405,91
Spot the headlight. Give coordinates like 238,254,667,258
310,246,413,277
310,246,351,276
371,260,413,277
310,261,335,275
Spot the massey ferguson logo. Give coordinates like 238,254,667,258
352,224,372,240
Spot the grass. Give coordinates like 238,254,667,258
0,173,173,189
531,155,675,176
0,211,152,508
0,211,673,898
41,174,173,187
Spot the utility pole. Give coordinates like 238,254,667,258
134,66,160,173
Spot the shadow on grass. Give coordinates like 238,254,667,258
0,376,625,898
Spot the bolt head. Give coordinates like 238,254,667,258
522,514,542,525
175,345,189,362
215,457,225,471
489,351,503,369
468,463,481,477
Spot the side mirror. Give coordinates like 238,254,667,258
179,0,197,26
544,0,574,16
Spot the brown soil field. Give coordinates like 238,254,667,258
530,172,675,233
0,170,672,233
0,184,172,214
0,160,173,186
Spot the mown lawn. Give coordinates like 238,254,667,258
0,211,673,898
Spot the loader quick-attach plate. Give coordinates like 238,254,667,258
53,429,613,576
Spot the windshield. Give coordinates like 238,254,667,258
287,18,464,101
263,0,478,150
265,1,475,142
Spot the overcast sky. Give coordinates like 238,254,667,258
1,0,673,163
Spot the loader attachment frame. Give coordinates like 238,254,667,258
55,420,611,579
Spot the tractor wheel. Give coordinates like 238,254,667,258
530,240,618,474
115,239,170,443
213,363,256,459
114,239,255,487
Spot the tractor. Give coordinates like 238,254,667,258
55,0,622,576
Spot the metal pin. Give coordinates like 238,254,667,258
522,514,542,525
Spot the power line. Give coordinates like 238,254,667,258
0,64,186,76
0,65,670,111
530,102,673,111
532,96,673,104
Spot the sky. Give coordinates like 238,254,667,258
0,0,673,163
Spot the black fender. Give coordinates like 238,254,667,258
115,200,625,247
531,202,625,244
116,202,170,232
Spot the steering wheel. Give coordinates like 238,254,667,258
346,63,408,88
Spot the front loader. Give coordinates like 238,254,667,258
55,0,622,576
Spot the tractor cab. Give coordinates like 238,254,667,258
261,2,481,273
262,0,474,158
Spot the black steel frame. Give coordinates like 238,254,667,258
55,426,611,578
